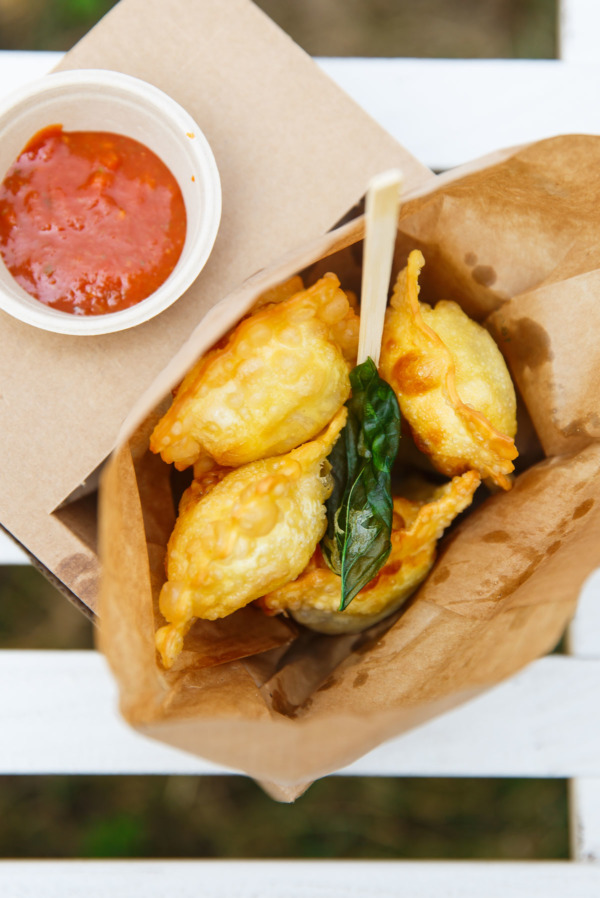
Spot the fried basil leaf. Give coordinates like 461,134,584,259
321,357,400,610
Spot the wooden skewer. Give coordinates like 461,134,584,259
357,169,403,367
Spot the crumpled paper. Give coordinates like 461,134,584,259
98,135,600,800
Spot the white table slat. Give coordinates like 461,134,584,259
0,650,598,778
560,0,600,63
0,529,29,564
568,569,600,659
571,778,600,862
2,53,600,172
567,569,600,861
319,58,600,171
0,860,598,898
0,49,59,84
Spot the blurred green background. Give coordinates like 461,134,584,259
0,0,557,57
0,0,566,863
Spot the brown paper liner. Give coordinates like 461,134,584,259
98,135,600,796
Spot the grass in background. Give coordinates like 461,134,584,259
0,0,116,50
0,775,568,860
0,566,93,649
0,0,556,57
0,0,566,864
259,0,557,59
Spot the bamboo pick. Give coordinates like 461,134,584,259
357,169,403,367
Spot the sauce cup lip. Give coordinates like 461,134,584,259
0,68,222,336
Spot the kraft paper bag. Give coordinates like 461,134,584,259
98,135,600,800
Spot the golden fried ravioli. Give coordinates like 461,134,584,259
261,470,480,634
150,274,359,472
380,250,518,490
155,410,347,668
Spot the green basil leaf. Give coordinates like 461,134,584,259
321,357,400,611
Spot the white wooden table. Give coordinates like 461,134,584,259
2,1,600,893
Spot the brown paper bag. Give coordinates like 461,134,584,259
98,134,600,799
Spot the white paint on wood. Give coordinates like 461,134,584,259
0,651,226,775
568,569,600,658
317,58,600,171
566,571,600,863
560,0,600,63
570,778,600,862
0,530,29,564
2,53,600,172
1,651,599,778
343,655,600,777
0,50,61,95
0,860,599,897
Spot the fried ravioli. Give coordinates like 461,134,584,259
150,274,358,472
261,470,480,633
380,250,518,489
155,409,346,667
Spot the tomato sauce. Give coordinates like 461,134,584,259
0,126,187,316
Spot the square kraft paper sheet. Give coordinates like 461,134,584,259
0,0,430,612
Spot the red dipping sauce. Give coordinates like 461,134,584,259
0,126,187,315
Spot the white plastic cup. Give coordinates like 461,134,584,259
0,69,222,335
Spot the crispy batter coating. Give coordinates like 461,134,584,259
150,274,359,471
155,409,347,668
250,275,305,310
380,250,518,489
261,470,481,634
